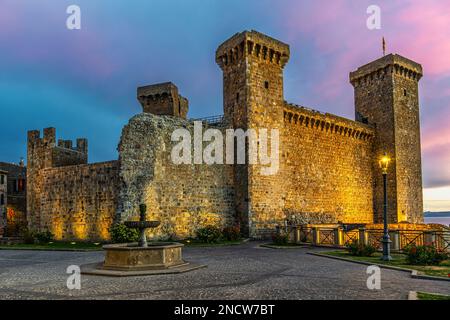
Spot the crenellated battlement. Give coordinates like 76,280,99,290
283,103,375,141
57,138,87,154
216,30,290,70
27,127,88,170
137,82,189,119
350,54,423,87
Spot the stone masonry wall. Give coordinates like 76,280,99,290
246,104,376,238
33,161,119,241
118,113,235,240
281,105,375,224
351,54,424,224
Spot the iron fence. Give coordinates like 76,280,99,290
289,224,450,252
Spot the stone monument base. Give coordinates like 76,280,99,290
80,242,206,277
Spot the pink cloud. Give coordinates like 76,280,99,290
277,0,450,188
393,1,450,77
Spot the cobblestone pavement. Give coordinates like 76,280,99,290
0,242,449,300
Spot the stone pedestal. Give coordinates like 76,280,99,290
81,242,206,276
102,242,185,271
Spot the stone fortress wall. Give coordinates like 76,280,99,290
27,128,119,241
26,30,425,240
117,112,236,240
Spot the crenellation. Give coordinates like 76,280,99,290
283,104,375,141
43,127,56,145
137,82,189,119
76,138,88,154
216,30,290,70
350,54,423,86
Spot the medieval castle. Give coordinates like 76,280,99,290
24,30,424,240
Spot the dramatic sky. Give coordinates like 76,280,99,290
1,0,449,210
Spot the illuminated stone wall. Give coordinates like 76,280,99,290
35,161,119,241
118,113,235,240
245,104,376,238
279,106,375,224
27,128,118,241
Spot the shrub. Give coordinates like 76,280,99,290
196,226,222,243
272,232,289,245
346,242,376,257
19,227,35,244
222,225,241,241
109,223,140,243
403,244,448,265
34,230,54,243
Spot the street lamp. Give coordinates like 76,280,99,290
379,153,392,261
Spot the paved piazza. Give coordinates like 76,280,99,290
0,242,449,300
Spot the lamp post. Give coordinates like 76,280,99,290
379,154,392,261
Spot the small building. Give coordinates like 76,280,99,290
0,160,27,236
0,170,7,236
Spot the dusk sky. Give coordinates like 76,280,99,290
1,0,449,210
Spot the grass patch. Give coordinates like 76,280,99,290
0,241,104,251
322,250,450,278
180,239,244,247
417,292,450,300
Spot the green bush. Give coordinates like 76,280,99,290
34,230,54,243
196,226,222,243
109,224,140,243
403,244,448,265
272,232,289,245
18,226,35,244
346,242,376,257
222,225,241,241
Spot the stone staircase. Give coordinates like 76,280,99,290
0,237,24,245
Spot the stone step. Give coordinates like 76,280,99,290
0,237,24,245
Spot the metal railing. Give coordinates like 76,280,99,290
191,115,225,126
285,224,450,252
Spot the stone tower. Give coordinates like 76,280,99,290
27,128,88,229
137,82,189,119
216,31,290,235
350,54,424,223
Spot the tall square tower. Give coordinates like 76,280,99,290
350,54,423,223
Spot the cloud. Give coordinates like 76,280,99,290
277,0,450,188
